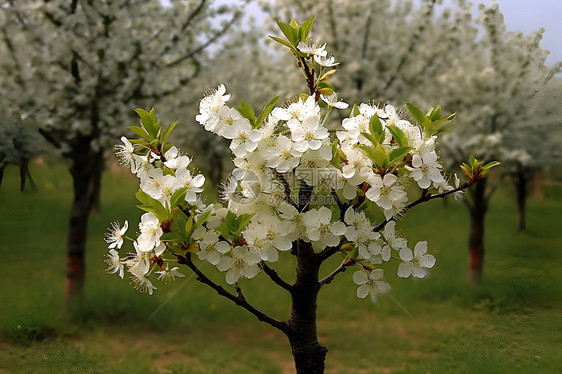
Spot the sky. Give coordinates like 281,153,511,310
241,0,561,68
457,0,562,66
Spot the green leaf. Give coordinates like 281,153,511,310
161,121,178,143
134,108,159,139
225,210,238,235
129,139,148,146
405,102,426,125
170,187,189,209
428,105,442,122
482,161,500,172
235,100,256,127
276,20,298,46
331,139,341,168
128,126,150,139
357,144,389,169
349,103,360,118
269,35,297,51
185,216,194,236
160,232,186,242
235,213,255,236
360,131,378,145
369,115,383,137
299,16,315,42
289,18,300,29
135,189,168,220
389,146,412,164
194,210,212,231
255,96,280,128
135,190,152,205
386,125,408,147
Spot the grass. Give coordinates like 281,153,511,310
0,161,561,373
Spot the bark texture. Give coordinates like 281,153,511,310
65,134,103,308
468,179,488,283
286,241,327,374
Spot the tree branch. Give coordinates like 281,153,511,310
319,258,356,287
374,181,474,232
166,11,241,68
318,245,339,263
384,0,437,91
182,0,207,32
273,170,299,209
178,254,289,333
259,261,293,292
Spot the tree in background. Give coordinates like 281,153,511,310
0,0,243,308
104,18,496,373
0,114,49,192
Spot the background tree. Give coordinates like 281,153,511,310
437,4,561,280
0,0,243,308
0,114,49,192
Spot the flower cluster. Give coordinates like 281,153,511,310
105,17,483,302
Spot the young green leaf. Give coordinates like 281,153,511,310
255,96,280,128
349,104,360,118
386,125,408,147
161,121,178,143
269,35,297,51
235,100,256,126
277,20,298,46
357,144,389,170
128,126,150,139
405,102,426,125
428,105,442,122
369,115,383,137
389,146,411,164
299,16,315,42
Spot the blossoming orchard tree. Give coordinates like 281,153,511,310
437,4,561,280
0,0,242,306
260,0,477,108
104,19,496,373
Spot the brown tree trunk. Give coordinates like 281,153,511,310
286,241,327,373
65,137,103,311
515,171,527,231
468,179,488,283
90,163,103,214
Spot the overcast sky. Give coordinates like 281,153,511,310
457,0,562,66
240,0,561,67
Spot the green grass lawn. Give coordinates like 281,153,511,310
0,162,561,373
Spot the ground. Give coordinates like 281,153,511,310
0,162,561,373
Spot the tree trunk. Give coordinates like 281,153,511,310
90,163,103,214
468,179,488,283
514,171,527,231
286,241,327,374
65,139,103,310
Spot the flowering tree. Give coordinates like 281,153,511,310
0,114,48,192
436,4,560,280
104,18,496,373
0,0,242,305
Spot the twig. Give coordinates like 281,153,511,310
178,254,289,333
259,261,293,292
273,170,298,209
318,245,339,263
374,181,474,232
319,258,356,286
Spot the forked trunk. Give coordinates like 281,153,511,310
468,179,488,283
286,240,327,373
